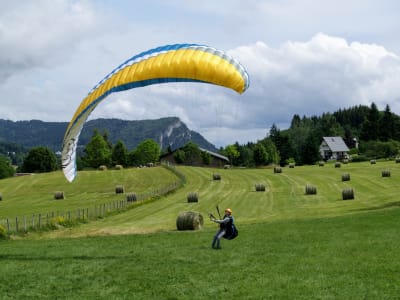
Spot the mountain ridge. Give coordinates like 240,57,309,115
0,117,217,152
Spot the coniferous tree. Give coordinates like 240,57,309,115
112,140,128,166
379,104,395,141
360,102,380,141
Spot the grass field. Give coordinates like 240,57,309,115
1,161,400,299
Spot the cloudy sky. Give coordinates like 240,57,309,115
2,0,400,147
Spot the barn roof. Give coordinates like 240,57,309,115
322,137,349,152
199,148,229,161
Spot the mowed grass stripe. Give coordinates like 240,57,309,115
0,167,179,219
3,160,400,239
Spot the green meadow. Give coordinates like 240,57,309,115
1,161,400,299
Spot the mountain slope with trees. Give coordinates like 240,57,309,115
224,103,400,167
0,117,217,152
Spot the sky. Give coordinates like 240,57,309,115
2,0,400,147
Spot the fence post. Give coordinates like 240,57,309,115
15,217,19,233
24,216,27,232
38,214,41,229
6,218,10,233
32,214,35,228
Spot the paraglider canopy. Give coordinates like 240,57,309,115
62,43,250,182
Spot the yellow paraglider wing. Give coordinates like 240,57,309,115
62,44,249,182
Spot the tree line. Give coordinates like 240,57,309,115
2,102,400,179
221,103,400,167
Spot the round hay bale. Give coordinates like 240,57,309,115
224,164,231,169
115,185,125,194
382,169,391,177
98,165,107,171
342,188,354,200
318,161,325,167
176,211,203,230
54,191,65,200
115,164,123,170
342,159,349,164
274,166,282,173
370,159,376,165
213,173,221,180
305,184,317,195
289,163,295,168
334,162,341,168
255,183,266,192
187,192,199,203
126,193,137,202
342,173,350,181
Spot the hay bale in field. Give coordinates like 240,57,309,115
318,161,325,167
187,192,199,203
342,188,354,200
54,191,65,200
305,184,317,195
342,159,349,164
115,164,123,170
274,166,282,173
224,164,231,169
176,211,203,231
98,165,107,171
115,185,125,194
255,183,266,192
382,169,391,177
334,162,341,168
289,163,295,168
370,159,376,164
213,173,221,180
342,173,351,181
126,193,137,202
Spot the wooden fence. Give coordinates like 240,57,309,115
0,164,185,235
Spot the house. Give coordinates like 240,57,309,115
319,137,349,161
160,147,229,167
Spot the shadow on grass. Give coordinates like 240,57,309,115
353,201,400,212
0,254,125,261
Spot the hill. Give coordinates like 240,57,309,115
0,117,217,152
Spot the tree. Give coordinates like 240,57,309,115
300,132,320,164
112,140,128,166
379,104,395,141
21,147,58,173
82,130,112,168
261,138,280,164
223,144,240,163
130,139,160,166
0,155,15,179
360,102,380,141
253,143,267,166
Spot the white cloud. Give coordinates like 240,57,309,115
0,0,101,81
2,1,400,147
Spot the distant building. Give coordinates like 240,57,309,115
160,147,229,167
319,137,349,161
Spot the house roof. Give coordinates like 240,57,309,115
199,147,229,161
322,137,349,152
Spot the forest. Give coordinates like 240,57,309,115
223,103,400,167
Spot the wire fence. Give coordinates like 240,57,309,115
0,163,185,235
